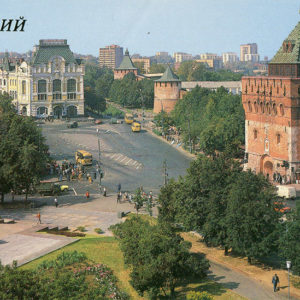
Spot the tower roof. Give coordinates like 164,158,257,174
115,49,137,70
270,21,300,64
32,39,76,66
155,65,180,82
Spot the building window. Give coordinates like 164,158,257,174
272,103,277,115
254,129,258,139
276,133,281,144
38,80,47,101
22,80,26,95
254,101,258,113
260,102,264,113
298,86,300,95
248,101,252,112
52,79,62,100
283,85,286,96
266,102,271,115
3,79,6,86
67,79,76,100
279,104,284,116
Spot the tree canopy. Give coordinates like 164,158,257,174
0,93,49,201
171,86,244,156
176,61,243,81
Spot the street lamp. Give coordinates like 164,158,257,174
286,260,291,300
96,129,102,192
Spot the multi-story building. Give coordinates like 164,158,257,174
114,49,138,80
173,52,193,63
196,57,223,70
244,53,260,63
240,43,258,62
99,45,123,69
222,52,238,64
242,21,300,182
131,57,151,73
155,51,169,57
0,39,85,117
199,53,218,60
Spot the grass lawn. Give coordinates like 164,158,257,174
21,235,247,300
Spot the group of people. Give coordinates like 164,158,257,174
272,172,290,185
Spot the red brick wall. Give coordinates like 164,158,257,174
113,69,138,80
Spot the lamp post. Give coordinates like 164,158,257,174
286,260,291,300
96,129,102,192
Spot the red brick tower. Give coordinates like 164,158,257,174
113,49,138,80
153,65,182,113
242,21,300,182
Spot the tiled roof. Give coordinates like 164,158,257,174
32,44,76,66
115,49,137,70
270,21,300,64
155,65,180,82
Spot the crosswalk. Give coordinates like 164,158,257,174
55,133,143,170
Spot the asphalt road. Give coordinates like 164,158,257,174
41,119,192,195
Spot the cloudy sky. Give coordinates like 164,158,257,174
1,0,300,58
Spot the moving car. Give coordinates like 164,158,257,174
75,150,93,166
131,121,141,132
125,113,134,124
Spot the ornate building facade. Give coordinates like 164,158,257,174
0,39,85,117
242,21,300,182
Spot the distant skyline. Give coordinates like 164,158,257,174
1,0,300,59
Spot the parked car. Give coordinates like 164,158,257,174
95,119,102,124
67,121,78,128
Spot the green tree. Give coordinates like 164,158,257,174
112,216,209,298
149,63,167,74
279,201,300,275
225,171,281,262
133,187,145,214
186,291,214,300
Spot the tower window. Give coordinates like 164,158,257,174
279,104,284,116
248,101,252,112
272,103,277,115
254,129,258,139
260,102,264,113
276,134,281,144
254,101,258,113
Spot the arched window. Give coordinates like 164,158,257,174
52,79,62,100
276,134,281,144
248,101,252,112
254,129,258,139
272,103,277,115
260,102,264,113
254,101,258,113
266,102,271,115
283,85,286,96
22,80,26,95
38,80,47,100
298,86,300,95
279,104,284,116
67,79,76,100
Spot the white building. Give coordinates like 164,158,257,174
222,52,238,64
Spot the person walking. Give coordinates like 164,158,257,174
36,212,41,224
103,187,107,197
117,191,121,203
117,183,121,193
85,191,90,199
54,198,58,208
272,274,280,292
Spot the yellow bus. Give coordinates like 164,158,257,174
75,150,93,166
131,121,141,132
125,113,134,124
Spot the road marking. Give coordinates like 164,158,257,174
125,158,133,165
133,161,138,166
72,188,77,196
110,153,117,159
115,154,123,161
120,156,127,163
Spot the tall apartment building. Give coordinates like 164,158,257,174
222,52,238,64
99,45,123,69
0,39,85,117
173,52,193,63
240,43,258,62
199,53,218,60
131,57,151,73
155,51,169,57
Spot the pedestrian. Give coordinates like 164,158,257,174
54,198,58,208
36,212,41,224
117,191,121,203
88,176,93,184
117,183,121,193
272,274,280,292
85,191,90,199
103,187,107,197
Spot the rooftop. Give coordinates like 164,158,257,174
155,65,180,82
115,49,137,70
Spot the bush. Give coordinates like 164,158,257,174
94,227,104,234
76,226,86,232
152,128,162,136
103,104,124,117
186,291,214,300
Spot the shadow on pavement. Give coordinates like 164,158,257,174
0,240,8,244
207,271,240,290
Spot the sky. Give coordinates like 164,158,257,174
1,0,300,59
